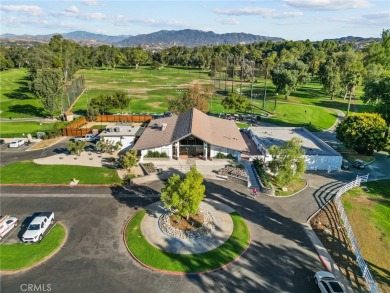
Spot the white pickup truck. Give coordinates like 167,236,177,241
0,215,19,240
22,212,55,243
73,134,99,142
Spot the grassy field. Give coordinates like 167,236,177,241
0,69,44,119
2,66,374,135
0,121,55,137
0,223,66,271
342,180,390,292
274,178,307,196
0,161,122,184
126,210,250,272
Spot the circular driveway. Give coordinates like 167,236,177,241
1,180,322,293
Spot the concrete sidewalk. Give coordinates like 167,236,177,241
303,224,355,293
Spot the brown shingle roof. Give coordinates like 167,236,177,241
134,108,248,152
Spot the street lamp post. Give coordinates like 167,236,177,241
274,93,278,113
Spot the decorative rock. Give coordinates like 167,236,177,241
158,208,215,240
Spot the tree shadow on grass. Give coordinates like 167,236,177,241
8,104,45,117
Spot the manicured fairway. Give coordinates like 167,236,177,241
0,69,43,118
0,161,122,184
0,223,66,271
125,210,250,273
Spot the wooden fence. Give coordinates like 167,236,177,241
62,115,152,136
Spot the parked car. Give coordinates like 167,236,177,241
352,159,365,170
22,212,55,243
0,139,5,145
341,159,350,170
0,215,18,240
73,134,99,142
8,139,26,148
314,271,345,293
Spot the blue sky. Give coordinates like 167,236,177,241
0,0,389,40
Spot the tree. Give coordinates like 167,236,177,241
363,77,390,138
268,138,306,186
29,68,65,117
166,82,213,114
112,91,131,113
96,138,122,154
124,47,149,69
67,140,86,156
336,113,387,155
221,92,251,113
318,57,342,100
118,149,139,170
270,60,310,100
161,167,205,220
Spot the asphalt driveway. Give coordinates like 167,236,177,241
1,180,322,293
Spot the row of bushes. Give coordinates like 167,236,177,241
253,159,272,189
145,151,168,158
214,152,236,159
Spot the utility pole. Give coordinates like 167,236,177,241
263,63,268,110
231,56,234,93
240,55,243,93
125,89,131,115
225,55,228,92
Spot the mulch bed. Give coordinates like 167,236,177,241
170,213,204,231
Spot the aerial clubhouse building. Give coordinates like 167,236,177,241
134,108,248,162
248,126,343,171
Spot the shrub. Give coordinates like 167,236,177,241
145,151,168,158
253,159,272,188
214,152,236,159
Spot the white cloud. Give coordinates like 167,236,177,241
0,5,43,16
214,7,274,16
283,0,373,11
81,0,98,6
111,16,188,28
217,18,240,25
2,16,48,27
331,12,389,26
65,6,79,14
80,12,105,20
271,12,303,18
213,6,303,19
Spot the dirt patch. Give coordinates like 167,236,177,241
170,213,204,231
28,137,65,150
311,202,369,292
147,102,163,108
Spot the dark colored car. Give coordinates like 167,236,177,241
352,159,365,170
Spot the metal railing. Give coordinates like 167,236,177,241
335,174,379,293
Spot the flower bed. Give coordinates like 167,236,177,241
218,165,248,179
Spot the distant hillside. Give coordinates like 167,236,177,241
324,36,381,44
117,29,283,47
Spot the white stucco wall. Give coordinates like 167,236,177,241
139,144,173,161
305,155,342,171
210,145,241,159
101,136,135,150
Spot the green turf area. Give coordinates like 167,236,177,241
0,223,66,271
126,210,250,272
0,161,121,184
274,178,307,196
236,122,249,128
0,69,44,118
342,180,390,292
0,121,55,138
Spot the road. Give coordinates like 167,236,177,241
1,180,323,293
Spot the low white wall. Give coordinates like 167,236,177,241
102,136,135,150
139,144,172,161
210,145,240,159
305,155,342,171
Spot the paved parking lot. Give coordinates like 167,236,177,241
0,142,34,152
1,180,323,293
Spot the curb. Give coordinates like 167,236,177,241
0,222,68,275
122,209,251,275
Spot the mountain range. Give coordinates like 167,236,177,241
0,29,380,48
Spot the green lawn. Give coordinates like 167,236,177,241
2,66,371,134
0,161,122,184
342,180,390,292
0,223,66,271
0,69,44,118
126,210,250,272
0,121,55,138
